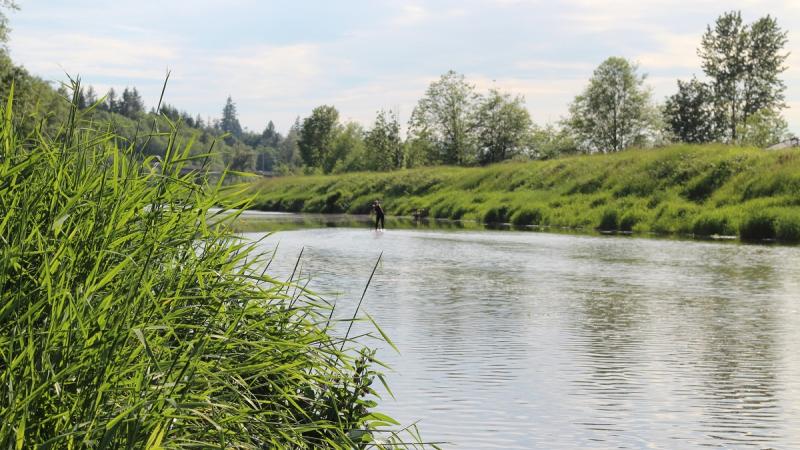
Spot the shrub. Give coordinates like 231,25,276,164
483,205,511,224
619,211,641,232
692,213,734,236
511,207,544,226
597,208,619,231
739,210,777,240
775,211,800,242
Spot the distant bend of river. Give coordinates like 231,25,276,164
244,219,800,450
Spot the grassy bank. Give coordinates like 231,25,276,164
248,144,800,242
0,87,426,448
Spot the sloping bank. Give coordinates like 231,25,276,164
248,144,800,242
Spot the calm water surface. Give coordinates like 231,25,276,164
244,222,800,449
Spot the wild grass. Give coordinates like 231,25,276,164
248,144,800,243
0,83,432,449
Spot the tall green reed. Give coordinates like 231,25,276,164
0,81,432,449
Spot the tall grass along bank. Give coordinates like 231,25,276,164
0,85,431,449
248,144,800,243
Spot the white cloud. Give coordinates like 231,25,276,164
636,32,702,70
392,4,431,26
10,33,176,81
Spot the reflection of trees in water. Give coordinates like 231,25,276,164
566,246,791,447
569,277,649,432
678,250,786,446
687,294,783,447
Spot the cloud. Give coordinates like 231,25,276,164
392,4,431,26
10,32,176,81
635,32,702,70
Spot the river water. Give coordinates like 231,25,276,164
243,218,800,449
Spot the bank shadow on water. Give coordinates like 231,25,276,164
231,210,784,246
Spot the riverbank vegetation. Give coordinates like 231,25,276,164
246,144,800,242
0,83,429,448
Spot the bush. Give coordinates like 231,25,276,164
483,205,511,224
597,208,619,231
619,211,641,232
739,210,777,240
511,207,544,226
692,213,734,236
775,211,800,242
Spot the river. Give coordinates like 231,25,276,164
242,215,800,449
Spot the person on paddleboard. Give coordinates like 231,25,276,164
372,200,385,231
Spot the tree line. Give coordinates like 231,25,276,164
253,10,791,174
0,8,792,175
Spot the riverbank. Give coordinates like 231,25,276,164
246,144,800,242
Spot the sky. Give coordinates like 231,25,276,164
6,0,800,135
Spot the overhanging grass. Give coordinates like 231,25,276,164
247,144,800,243
0,85,430,449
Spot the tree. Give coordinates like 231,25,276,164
567,57,656,153
475,89,532,164
699,11,788,142
408,70,480,165
261,120,282,148
330,122,366,173
298,105,340,171
228,144,255,172
737,108,788,148
103,88,118,113
119,87,144,118
663,78,718,143
529,124,579,159
220,96,243,138
278,117,302,171
84,86,97,107
0,1,18,44
364,109,402,171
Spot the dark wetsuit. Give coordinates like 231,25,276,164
373,204,385,230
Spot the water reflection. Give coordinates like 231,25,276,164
246,225,800,449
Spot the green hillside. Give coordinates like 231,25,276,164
247,144,800,242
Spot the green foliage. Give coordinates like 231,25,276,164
692,212,734,236
408,70,480,165
0,1,18,44
736,108,789,148
0,86,427,448
699,11,788,142
299,105,341,172
597,208,620,230
364,109,402,171
664,78,718,143
475,89,532,164
567,57,658,153
511,207,545,227
482,205,511,224
220,95,243,138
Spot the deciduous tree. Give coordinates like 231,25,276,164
699,11,788,142
663,78,718,143
475,89,532,164
364,109,402,171
567,57,656,153
409,70,480,165
298,105,340,171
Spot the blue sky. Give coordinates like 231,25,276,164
7,0,800,135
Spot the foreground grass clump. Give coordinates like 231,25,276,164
248,144,800,242
0,87,426,449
